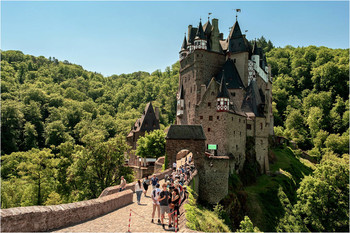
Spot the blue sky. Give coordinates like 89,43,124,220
1,1,349,76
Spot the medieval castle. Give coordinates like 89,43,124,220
176,17,274,174
127,16,274,204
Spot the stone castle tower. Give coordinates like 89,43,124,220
176,18,274,173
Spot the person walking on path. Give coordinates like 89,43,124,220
169,188,180,229
151,174,158,190
143,176,150,197
158,183,171,227
151,183,161,224
135,179,143,204
173,162,177,170
119,176,126,192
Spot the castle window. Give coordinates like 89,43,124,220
224,101,227,105
200,116,203,120
211,92,215,96
190,87,192,93
247,124,251,130
217,116,219,120
208,128,211,132
240,131,241,136
209,116,213,121
231,92,235,97
217,101,220,106
236,145,238,151
188,102,191,108
260,123,263,130
239,119,241,123
261,140,263,145
234,131,235,135
208,102,211,107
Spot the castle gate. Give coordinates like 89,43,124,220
165,125,206,169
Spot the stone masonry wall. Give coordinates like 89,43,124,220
0,190,133,232
198,156,230,204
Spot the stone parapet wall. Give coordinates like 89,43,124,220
0,190,133,232
99,168,173,198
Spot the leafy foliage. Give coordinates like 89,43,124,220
135,129,166,158
1,50,178,207
185,187,231,232
270,45,349,158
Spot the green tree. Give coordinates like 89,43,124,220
136,129,166,158
237,216,261,232
291,154,349,231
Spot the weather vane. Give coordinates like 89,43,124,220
234,9,241,21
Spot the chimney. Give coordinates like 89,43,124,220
155,107,159,121
187,25,192,43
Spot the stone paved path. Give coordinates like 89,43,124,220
54,180,175,233
54,155,194,233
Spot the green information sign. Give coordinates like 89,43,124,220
208,144,217,150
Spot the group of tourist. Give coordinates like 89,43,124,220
120,157,194,230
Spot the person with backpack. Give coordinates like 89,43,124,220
158,183,171,227
151,183,161,224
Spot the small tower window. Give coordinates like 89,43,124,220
208,102,211,107
260,123,263,130
200,116,203,120
217,116,219,120
209,116,213,121
247,124,252,130
236,145,238,151
231,92,236,97
208,128,211,132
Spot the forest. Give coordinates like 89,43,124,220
1,43,349,231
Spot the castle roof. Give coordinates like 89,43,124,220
241,80,265,117
195,20,205,40
227,21,248,53
216,59,245,89
203,20,212,35
166,125,206,140
181,35,187,51
217,72,230,98
127,102,160,137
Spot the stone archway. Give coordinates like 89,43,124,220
165,125,206,170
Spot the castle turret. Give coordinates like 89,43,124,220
179,34,188,60
194,20,207,50
217,73,230,112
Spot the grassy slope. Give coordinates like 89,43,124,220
244,146,314,232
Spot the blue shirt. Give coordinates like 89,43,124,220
151,177,158,186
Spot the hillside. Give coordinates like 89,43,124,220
1,46,349,231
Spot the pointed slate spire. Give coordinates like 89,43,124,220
252,40,259,55
228,21,242,39
181,34,188,51
195,19,205,40
217,72,230,98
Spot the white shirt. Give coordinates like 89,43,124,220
173,162,177,168
152,188,161,205
135,183,143,192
